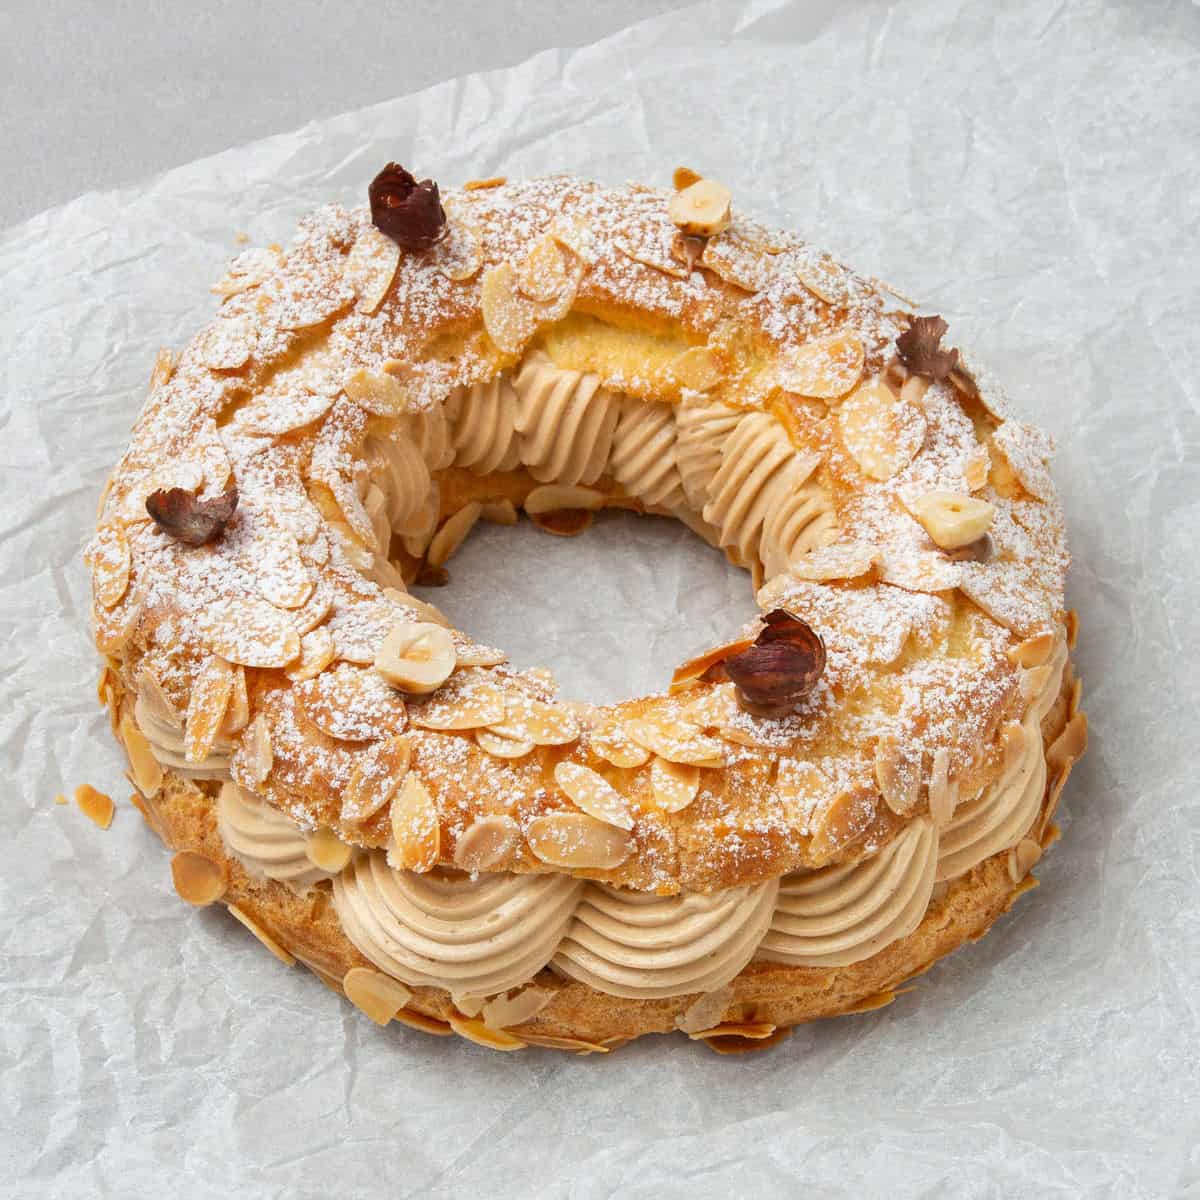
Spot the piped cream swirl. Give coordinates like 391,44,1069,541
450,377,521,474
217,781,336,891
757,817,938,968
552,879,779,999
134,695,231,780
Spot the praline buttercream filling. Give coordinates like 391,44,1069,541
135,695,232,780
216,639,1065,1002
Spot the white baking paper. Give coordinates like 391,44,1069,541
3,1,1198,1195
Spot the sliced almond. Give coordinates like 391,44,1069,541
669,636,755,693
521,1033,612,1054
668,178,732,237
341,734,412,822
838,379,926,481
650,758,700,813
965,446,991,492
392,1008,454,1036
435,220,483,282
211,246,281,300
670,346,724,392
625,715,724,768
295,662,409,742
90,524,131,609
927,746,958,828
453,814,523,872
427,502,482,567
220,662,249,736
196,316,253,371
305,828,354,872
374,621,457,695
75,784,114,829
589,725,652,769
454,641,508,668
285,626,337,682
874,737,919,815
523,484,605,516
239,714,273,786
1047,712,1088,773
344,367,408,417
344,227,400,315
778,332,864,400
200,597,301,669
120,710,163,797
526,812,633,870
389,774,440,873
409,675,507,730
185,654,234,764
529,509,594,537
489,697,580,747
464,176,507,190
1009,630,1056,669
479,498,518,525
554,761,634,831
449,1014,526,1051
170,850,227,906
1008,838,1043,883
1066,608,1080,650
687,1022,778,1042
343,966,413,1025
227,904,295,966
905,491,995,550
516,236,570,303
672,166,703,191
787,540,879,582
475,728,535,760
481,986,554,1031
676,985,735,1034
546,215,597,264
481,262,539,356
256,533,313,610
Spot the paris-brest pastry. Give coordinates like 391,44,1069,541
86,165,1087,1053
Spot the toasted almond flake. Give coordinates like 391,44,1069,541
227,904,295,966
481,262,540,356
341,734,411,823
840,989,903,1015
554,761,634,831
778,332,864,399
625,716,724,768
239,714,273,786
516,236,569,303
547,215,597,264
375,621,457,694
521,1033,611,1053
1068,677,1083,720
905,491,995,550
211,246,282,300
196,316,253,371
343,967,413,1025
1047,712,1088,773
475,728,535,759
526,812,633,869
448,1015,526,1051
393,1008,454,1036
120,710,163,797
702,233,768,292
1019,663,1053,703
702,1028,793,1054
650,758,700,813
256,533,313,610
1066,609,1080,650
344,367,408,417
489,697,580,746
464,176,506,190
454,640,508,668
410,677,507,730
1008,838,1043,883
75,784,114,829
479,498,518,525
285,626,337,682
1009,631,1056,669
675,985,735,1034
453,814,523,871
453,992,488,1017
427,502,482,567
1010,875,1040,902
672,166,703,191
170,850,227,906
384,588,451,627
874,738,919,816
965,446,991,492
93,588,144,655
54,793,68,805
615,235,689,279
927,747,958,828
795,257,848,305
482,986,554,1031
185,654,234,764
787,540,879,582
523,484,604,516
589,726,652,769
305,827,354,872
148,346,177,390
670,345,724,392
838,380,926,481
295,662,408,741
200,597,300,668
991,421,1056,501
687,1022,777,1042
220,662,249,736
389,774,440,873
435,220,483,281
90,524,131,609
344,227,401,314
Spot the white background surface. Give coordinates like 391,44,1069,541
2,2,1199,1196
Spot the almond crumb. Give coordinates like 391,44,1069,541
75,784,114,829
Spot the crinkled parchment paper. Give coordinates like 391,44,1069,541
3,1,1198,1195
